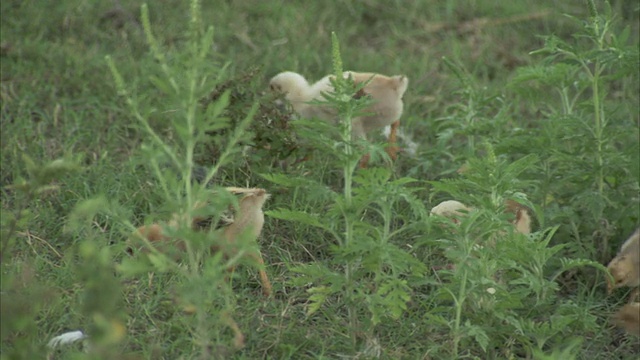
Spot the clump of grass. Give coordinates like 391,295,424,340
1,0,638,358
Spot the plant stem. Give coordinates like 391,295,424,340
0,192,32,262
452,268,468,357
342,115,357,350
591,63,604,195
558,87,572,115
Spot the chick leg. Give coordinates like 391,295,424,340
223,248,272,297
385,120,400,161
221,311,245,349
248,252,272,297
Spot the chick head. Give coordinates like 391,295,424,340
239,188,270,210
385,74,409,98
607,255,637,293
269,71,309,97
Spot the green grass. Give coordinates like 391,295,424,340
2,0,639,359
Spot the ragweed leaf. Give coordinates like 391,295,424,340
306,286,330,317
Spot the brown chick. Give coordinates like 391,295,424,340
218,187,272,297
131,188,272,297
505,199,532,235
132,200,209,255
220,188,268,246
607,228,640,299
269,71,408,165
430,199,532,235
612,302,640,336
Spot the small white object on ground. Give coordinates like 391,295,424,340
47,330,87,348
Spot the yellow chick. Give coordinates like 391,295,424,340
430,199,532,234
612,302,640,336
607,228,640,299
269,70,408,164
132,187,273,297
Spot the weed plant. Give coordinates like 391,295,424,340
1,0,638,359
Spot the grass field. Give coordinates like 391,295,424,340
1,0,639,359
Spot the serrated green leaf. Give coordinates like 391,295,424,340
306,286,330,316
21,154,37,180
38,158,82,183
66,196,110,232
206,90,231,122
464,323,489,352
149,76,173,95
376,278,412,320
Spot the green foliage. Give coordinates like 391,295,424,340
1,259,59,359
100,1,265,357
1,0,638,358
505,1,639,263
266,34,429,353
430,142,539,209
532,337,583,360
68,240,127,358
439,58,511,158
1,155,81,261
424,143,606,357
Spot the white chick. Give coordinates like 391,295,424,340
430,200,472,224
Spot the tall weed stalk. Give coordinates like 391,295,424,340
72,0,259,357
509,0,639,259
426,144,608,358
266,34,427,353
0,155,81,358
